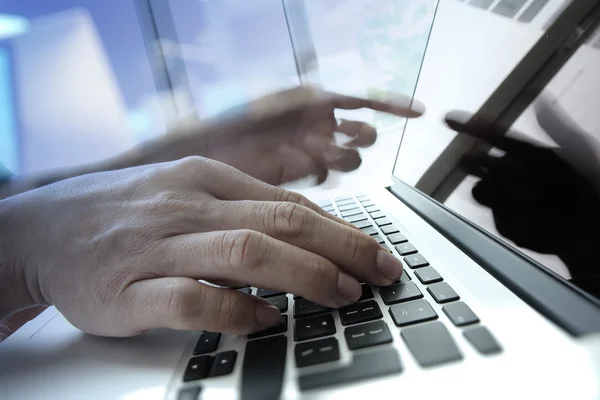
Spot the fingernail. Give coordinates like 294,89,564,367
337,272,362,303
377,250,404,281
255,304,281,327
408,98,426,115
445,110,473,126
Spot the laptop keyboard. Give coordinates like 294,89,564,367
175,194,503,399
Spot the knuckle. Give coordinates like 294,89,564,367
222,230,269,274
306,258,336,291
147,190,188,215
273,202,314,238
347,230,363,261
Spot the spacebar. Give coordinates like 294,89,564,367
298,347,402,391
241,334,287,400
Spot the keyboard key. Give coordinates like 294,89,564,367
443,302,479,326
376,217,392,227
352,220,372,229
328,210,338,217
346,213,367,223
237,287,252,294
266,294,288,313
322,206,335,213
361,226,378,236
242,334,287,400
373,234,385,244
402,321,463,367
335,196,353,202
357,195,370,202
256,288,286,298
193,332,221,355
248,315,287,339
399,271,412,283
463,326,502,355
389,299,437,327
298,347,402,391
415,267,443,284
294,298,330,319
209,350,237,378
295,337,340,368
178,387,202,400
344,320,393,350
361,200,375,207
365,205,380,213
381,225,399,235
404,253,429,269
342,208,362,218
380,282,423,305
294,314,336,342
339,300,382,326
336,199,355,207
358,284,374,302
387,232,408,244
427,282,460,304
318,200,333,207
370,211,385,219
183,356,213,382
395,242,417,255
338,203,358,212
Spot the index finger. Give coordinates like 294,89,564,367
325,91,426,118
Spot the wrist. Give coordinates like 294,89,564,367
0,196,38,318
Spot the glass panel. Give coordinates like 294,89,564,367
444,27,600,296
0,1,162,175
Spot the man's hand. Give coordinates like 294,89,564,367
136,86,425,185
0,157,403,337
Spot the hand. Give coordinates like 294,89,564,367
444,93,600,255
0,157,403,337
136,86,424,185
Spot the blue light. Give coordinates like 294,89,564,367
0,13,29,41
0,48,19,174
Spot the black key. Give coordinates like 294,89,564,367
344,320,393,350
298,347,402,391
395,242,417,256
464,326,502,355
266,294,288,313
352,220,372,229
404,253,429,269
383,243,393,254
338,203,358,212
294,298,330,319
361,200,375,207
339,300,382,326
193,332,221,355
295,337,340,368
346,213,367,223
401,321,463,367
256,288,286,298
361,226,378,236
248,315,288,339
373,234,385,244
209,350,238,377
178,386,202,400
237,287,252,294
380,282,423,305
387,232,408,244
183,356,213,382
381,225,399,235
294,314,336,342
427,282,460,304
293,295,303,300
358,284,374,302
241,335,287,400
389,299,437,327
341,208,362,218
376,218,392,227
415,266,443,284
365,205,380,213
399,271,412,283
370,211,385,219
443,302,479,326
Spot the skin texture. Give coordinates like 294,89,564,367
0,86,421,339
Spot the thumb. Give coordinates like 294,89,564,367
121,278,281,335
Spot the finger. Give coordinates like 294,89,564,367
122,278,281,335
461,153,505,177
278,145,328,184
324,91,426,118
162,230,365,308
445,111,535,154
198,201,402,287
336,119,378,148
471,180,496,208
324,146,362,172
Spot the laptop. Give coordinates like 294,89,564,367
2,1,600,399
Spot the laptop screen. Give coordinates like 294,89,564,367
393,0,600,300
